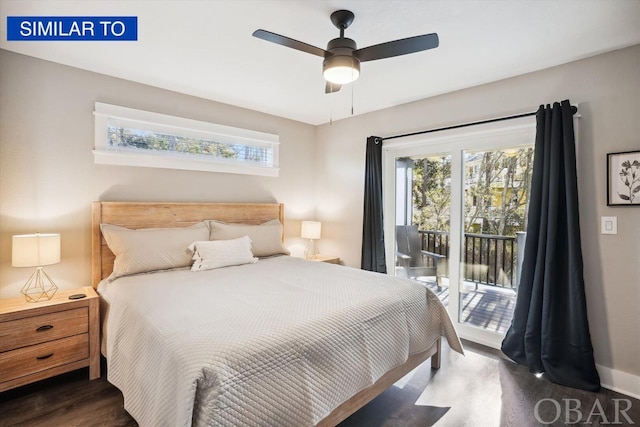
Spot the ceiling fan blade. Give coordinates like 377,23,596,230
252,29,327,58
325,82,342,94
355,33,439,62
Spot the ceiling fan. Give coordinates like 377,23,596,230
253,10,439,93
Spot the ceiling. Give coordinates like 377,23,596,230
1,0,639,125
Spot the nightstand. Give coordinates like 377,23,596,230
309,254,341,264
0,286,100,392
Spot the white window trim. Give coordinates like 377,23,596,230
93,102,280,177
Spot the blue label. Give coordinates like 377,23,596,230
7,16,138,41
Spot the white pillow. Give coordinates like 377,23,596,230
207,219,289,257
189,236,258,271
100,222,209,280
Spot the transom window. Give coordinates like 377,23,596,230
94,103,280,176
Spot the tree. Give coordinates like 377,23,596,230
463,148,533,237
406,148,534,286
412,156,451,232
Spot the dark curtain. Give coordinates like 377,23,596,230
501,100,600,392
361,136,387,273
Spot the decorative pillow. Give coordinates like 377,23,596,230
206,219,289,257
189,236,258,271
100,222,209,280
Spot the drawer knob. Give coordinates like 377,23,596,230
36,353,54,360
36,325,54,332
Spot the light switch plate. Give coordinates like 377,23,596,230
601,216,617,235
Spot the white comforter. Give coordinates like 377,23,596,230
99,256,462,427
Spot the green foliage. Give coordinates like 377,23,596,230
407,148,534,287
462,148,533,237
410,147,533,237
107,126,270,164
412,156,451,232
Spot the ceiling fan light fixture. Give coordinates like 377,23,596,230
323,55,360,84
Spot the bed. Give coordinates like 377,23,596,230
91,201,463,427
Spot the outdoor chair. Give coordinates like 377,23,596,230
396,225,447,290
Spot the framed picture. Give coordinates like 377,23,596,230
607,150,640,206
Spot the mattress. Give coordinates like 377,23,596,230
98,256,462,426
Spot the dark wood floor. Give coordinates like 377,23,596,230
1,341,638,426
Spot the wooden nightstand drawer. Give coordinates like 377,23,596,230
0,308,88,352
0,333,89,382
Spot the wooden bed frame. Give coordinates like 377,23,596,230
91,201,441,427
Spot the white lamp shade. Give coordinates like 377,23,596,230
12,233,61,267
301,221,322,240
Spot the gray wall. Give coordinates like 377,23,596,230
0,49,317,296
315,45,640,379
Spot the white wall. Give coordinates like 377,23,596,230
315,45,640,385
0,49,317,296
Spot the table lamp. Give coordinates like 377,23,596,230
301,221,321,259
12,233,60,302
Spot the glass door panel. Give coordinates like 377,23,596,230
459,146,534,334
394,155,451,306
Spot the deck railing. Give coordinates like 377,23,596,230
420,230,524,289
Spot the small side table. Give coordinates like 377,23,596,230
0,286,100,392
309,255,340,264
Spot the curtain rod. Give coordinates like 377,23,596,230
378,105,578,143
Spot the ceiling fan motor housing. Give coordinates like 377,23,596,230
323,37,360,84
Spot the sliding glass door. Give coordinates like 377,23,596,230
382,119,536,348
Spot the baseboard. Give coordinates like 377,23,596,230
597,364,640,400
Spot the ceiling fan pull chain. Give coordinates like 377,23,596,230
351,58,355,115
330,88,334,125
351,82,354,115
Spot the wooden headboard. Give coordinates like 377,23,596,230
91,201,284,288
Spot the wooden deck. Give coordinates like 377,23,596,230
417,277,517,335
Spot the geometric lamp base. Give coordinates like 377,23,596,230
21,267,58,303
304,239,319,259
